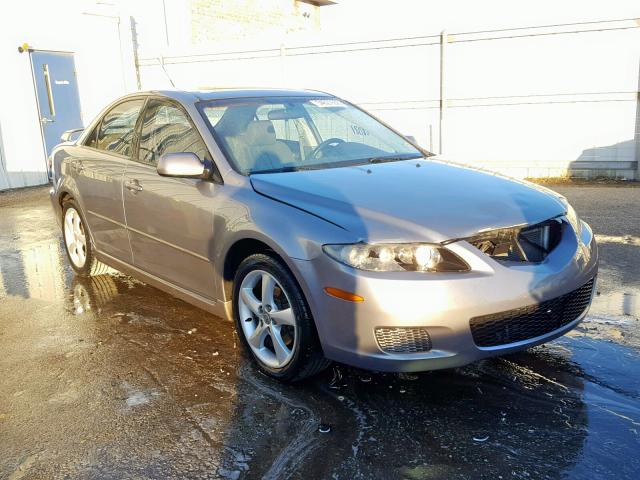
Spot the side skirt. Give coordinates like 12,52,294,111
95,251,233,321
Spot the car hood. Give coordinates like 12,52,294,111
250,159,566,243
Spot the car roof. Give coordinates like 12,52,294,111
131,88,333,104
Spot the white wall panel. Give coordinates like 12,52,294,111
0,1,136,190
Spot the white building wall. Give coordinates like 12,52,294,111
440,26,639,178
1,0,638,190
135,5,640,179
0,0,137,190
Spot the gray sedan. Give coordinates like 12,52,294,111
49,89,598,381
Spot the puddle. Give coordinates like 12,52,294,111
591,290,640,318
2,186,640,478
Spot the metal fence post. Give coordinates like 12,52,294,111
635,56,640,180
429,124,433,152
439,30,448,155
280,43,287,86
129,16,142,91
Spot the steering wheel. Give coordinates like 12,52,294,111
310,138,345,160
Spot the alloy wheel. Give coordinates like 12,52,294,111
64,207,87,268
237,270,298,368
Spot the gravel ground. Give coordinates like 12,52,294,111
0,184,639,480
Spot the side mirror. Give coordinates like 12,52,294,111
405,135,417,144
157,152,207,178
61,128,84,143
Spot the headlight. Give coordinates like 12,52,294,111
322,243,470,272
565,203,583,237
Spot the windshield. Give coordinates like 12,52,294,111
198,96,425,174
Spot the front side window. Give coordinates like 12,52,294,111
138,100,209,166
199,96,424,174
95,99,144,156
84,124,98,149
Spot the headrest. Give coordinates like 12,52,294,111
244,121,277,146
215,105,256,136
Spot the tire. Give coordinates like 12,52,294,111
233,253,331,382
61,198,110,277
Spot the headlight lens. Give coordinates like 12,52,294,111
323,243,470,272
565,203,582,237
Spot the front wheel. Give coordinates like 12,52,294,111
233,253,330,382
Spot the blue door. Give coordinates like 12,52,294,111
30,51,83,168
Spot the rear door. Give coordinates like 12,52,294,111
74,98,145,263
123,98,218,299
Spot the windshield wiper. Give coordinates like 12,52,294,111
249,165,322,175
249,154,424,174
366,154,423,164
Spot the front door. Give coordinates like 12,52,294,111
30,51,83,173
123,98,217,299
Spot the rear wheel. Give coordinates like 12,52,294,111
233,253,330,382
62,199,110,277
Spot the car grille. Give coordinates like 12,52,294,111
375,327,433,354
469,277,595,347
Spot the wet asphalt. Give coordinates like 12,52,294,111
1,185,639,480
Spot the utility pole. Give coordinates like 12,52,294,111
439,30,448,155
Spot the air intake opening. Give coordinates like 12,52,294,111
467,218,563,263
469,277,595,347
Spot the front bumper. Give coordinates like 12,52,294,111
293,220,598,372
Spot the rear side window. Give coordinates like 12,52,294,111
95,99,144,156
138,100,209,166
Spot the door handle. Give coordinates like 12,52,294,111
125,179,143,192
40,117,54,124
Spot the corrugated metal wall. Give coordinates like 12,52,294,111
137,17,640,179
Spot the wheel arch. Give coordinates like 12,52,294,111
222,236,298,303
59,189,73,206
58,190,98,252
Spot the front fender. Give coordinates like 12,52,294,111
212,187,356,302
216,186,356,260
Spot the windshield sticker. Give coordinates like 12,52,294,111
309,99,345,108
351,125,369,136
